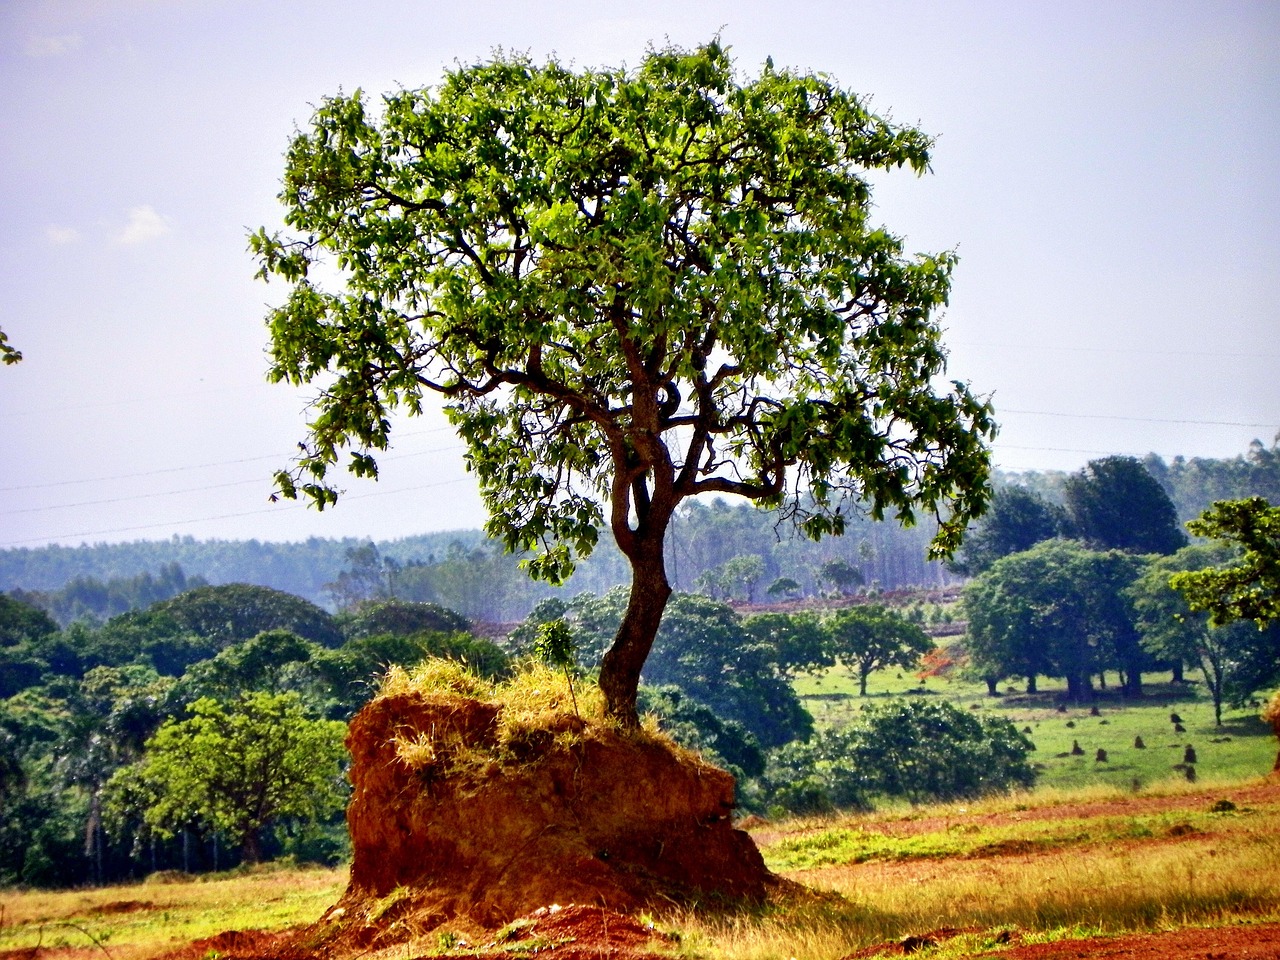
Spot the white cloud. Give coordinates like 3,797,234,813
112,206,171,245
45,225,81,245
25,34,83,58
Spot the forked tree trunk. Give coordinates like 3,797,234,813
599,535,673,727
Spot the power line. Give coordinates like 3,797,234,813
998,408,1276,429
0,443,467,516
0,475,476,548
0,426,459,493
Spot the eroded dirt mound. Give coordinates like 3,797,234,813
313,689,771,949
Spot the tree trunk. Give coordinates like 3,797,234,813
860,667,870,697
242,829,263,865
1026,675,1038,694
599,536,672,727
1171,660,1184,682
985,676,999,696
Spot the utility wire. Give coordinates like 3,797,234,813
998,409,1276,429
0,444,467,516
0,426,458,493
0,475,476,548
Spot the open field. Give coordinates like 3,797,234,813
794,667,1276,792
1,778,1277,960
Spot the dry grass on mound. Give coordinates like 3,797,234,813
378,660,697,778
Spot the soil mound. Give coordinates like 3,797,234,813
312,686,771,949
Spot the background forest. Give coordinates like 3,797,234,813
0,439,1277,889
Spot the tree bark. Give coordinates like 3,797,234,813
599,534,673,727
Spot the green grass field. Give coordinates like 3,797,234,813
794,665,1276,792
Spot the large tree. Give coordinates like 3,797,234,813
1063,456,1186,555
253,42,993,724
948,485,1067,576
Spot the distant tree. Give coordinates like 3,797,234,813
117,692,346,863
253,41,994,726
1170,497,1280,628
964,539,1147,700
0,594,58,646
763,698,1034,811
766,577,802,599
325,543,399,611
1130,545,1278,725
948,485,1067,576
176,629,323,701
336,599,470,640
1063,456,1187,554
822,604,931,695
817,558,865,596
741,611,832,677
151,584,343,648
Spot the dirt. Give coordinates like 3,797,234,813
748,779,1280,849
842,921,1280,959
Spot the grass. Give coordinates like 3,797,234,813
793,666,1276,792
676,783,1280,959
0,862,346,960
1,783,1276,960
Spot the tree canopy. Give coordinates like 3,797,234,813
1063,456,1186,555
254,41,993,722
1170,497,1280,628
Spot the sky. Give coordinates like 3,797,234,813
1,0,1277,550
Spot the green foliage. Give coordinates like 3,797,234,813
766,576,802,598
822,604,931,696
948,485,1068,576
742,611,832,677
0,594,58,646
532,618,580,716
964,539,1147,698
817,558,864,595
1063,456,1187,555
764,698,1035,813
152,584,343,648
559,588,813,747
111,692,347,863
1130,545,1280,723
336,598,470,640
1171,497,1280,628
0,327,21,365
639,685,765,779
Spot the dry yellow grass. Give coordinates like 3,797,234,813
0,864,346,960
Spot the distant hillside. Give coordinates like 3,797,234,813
3,438,1275,621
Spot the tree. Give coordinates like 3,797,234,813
964,539,1147,700
1063,456,1186,555
0,594,58,647
1170,497,1280,628
254,41,994,725
118,692,346,863
763,698,1034,811
1130,545,1278,725
152,584,343,649
817,558,865,596
822,604,931,695
766,577,802,599
948,485,1067,576
563,588,813,747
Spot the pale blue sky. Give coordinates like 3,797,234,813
2,0,1276,548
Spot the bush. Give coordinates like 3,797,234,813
762,698,1036,814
